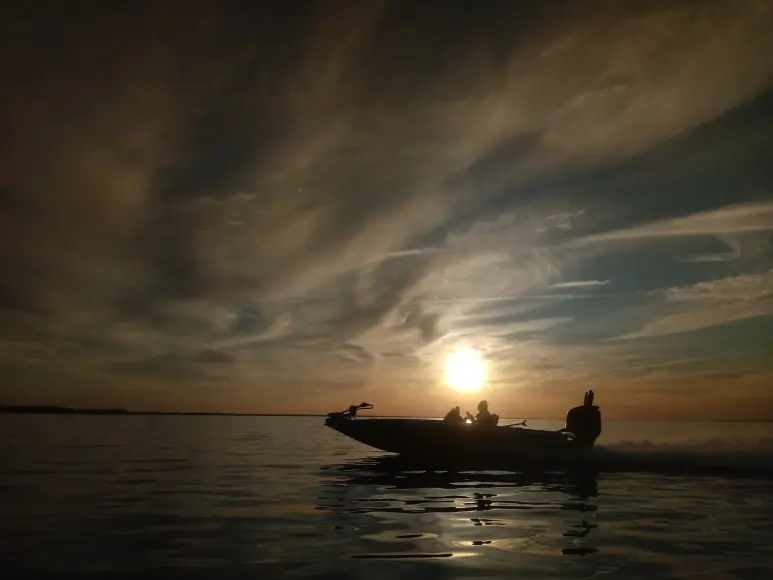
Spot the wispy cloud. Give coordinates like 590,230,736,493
572,200,773,246
665,271,773,303
614,270,773,340
680,252,739,264
2,1,773,417
549,280,610,289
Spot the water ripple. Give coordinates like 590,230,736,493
0,415,772,578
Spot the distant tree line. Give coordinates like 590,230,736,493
0,405,321,417
0,405,129,415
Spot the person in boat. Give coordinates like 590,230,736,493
474,400,499,427
443,406,464,424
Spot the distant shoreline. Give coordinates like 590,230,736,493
0,405,531,420
0,405,323,417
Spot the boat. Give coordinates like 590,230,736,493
324,391,602,459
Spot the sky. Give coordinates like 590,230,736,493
2,0,773,420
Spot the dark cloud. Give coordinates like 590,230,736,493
2,0,773,417
196,349,235,364
106,351,232,382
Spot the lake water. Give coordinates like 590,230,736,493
1,415,772,579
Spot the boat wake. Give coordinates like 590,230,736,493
592,437,773,479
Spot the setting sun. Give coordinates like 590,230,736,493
445,348,486,393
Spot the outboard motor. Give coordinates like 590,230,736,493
564,390,602,449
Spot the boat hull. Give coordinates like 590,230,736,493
324,416,584,458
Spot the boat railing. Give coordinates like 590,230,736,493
325,402,374,420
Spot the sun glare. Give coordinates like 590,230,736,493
445,348,486,393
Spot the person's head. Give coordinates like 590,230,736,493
477,400,488,412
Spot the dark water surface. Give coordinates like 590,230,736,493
1,415,773,579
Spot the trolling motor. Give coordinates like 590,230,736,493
563,390,602,449
325,402,373,421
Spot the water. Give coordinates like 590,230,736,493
1,415,772,579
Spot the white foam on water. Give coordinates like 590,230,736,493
592,437,773,477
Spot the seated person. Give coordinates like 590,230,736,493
443,406,464,424
476,400,490,421
475,400,500,427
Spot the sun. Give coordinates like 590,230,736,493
444,348,486,393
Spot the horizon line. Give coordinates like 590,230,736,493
0,404,770,423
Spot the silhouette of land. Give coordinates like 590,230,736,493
0,405,322,417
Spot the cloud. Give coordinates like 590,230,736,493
2,1,773,416
105,353,231,383
535,209,587,233
615,270,773,340
680,252,739,264
665,271,773,303
549,280,609,289
195,349,234,364
571,200,773,246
